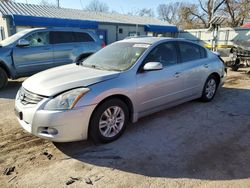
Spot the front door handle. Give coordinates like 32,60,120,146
174,72,181,78
203,64,209,68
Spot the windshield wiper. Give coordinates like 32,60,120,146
81,63,121,71
81,64,105,70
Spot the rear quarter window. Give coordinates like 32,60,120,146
179,42,207,63
74,32,94,42
200,46,207,58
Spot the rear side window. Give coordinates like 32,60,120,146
179,42,206,63
50,31,94,44
50,31,75,44
74,32,94,42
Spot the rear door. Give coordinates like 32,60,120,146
13,31,53,76
136,42,184,113
50,31,97,67
50,31,76,67
177,41,209,97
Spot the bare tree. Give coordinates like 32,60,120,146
186,0,225,28
157,0,250,29
157,3,201,29
224,0,250,27
158,3,184,23
138,8,155,17
85,0,109,12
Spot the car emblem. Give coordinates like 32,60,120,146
20,93,25,101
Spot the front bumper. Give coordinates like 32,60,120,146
15,99,96,142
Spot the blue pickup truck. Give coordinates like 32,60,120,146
0,28,103,89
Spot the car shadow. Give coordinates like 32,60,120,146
0,79,24,99
54,87,250,180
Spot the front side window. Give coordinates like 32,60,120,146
144,42,178,67
179,42,203,62
82,42,149,71
25,32,49,47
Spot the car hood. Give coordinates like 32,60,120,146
22,64,120,96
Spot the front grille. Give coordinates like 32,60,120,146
19,87,45,105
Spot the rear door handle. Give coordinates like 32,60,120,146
174,72,181,78
203,64,209,68
43,47,52,50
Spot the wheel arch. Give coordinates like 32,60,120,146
91,94,134,122
0,61,11,78
209,72,221,86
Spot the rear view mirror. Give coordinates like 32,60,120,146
17,39,30,47
143,62,163,71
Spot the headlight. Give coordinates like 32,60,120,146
44,88,90,110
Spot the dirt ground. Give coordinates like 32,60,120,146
0,69,250,188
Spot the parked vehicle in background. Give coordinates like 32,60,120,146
15,37,226,143
0,28,103,89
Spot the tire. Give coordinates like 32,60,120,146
0,67,8,90
200,75,218,102
89,99,129,143
231,58,240,71
231,65,239,71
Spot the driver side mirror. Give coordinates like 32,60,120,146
143,62,163,71
17,39,30,47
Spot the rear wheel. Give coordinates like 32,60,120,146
89,99,129,143
0,67,8,90
231,58,240,71
200,75,218,102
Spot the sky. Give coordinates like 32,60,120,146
14,0,176,14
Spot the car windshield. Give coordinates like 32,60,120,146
0,29,32,46
82,42,150,71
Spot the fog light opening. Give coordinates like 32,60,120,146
39,127,58,135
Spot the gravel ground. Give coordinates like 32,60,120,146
0,69,250,188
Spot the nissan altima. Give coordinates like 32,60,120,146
15,37,226,143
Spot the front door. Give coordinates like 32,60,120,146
13,31,53,76
136,42,184,113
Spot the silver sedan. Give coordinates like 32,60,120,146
15,37,226,143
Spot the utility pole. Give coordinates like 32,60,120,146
57,0,60,8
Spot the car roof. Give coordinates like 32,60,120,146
20,27,91,33
119,37,207,50
119,37,190,45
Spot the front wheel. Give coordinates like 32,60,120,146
89,99,129,143
200,75,218,102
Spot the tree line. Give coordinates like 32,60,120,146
1,0,249,29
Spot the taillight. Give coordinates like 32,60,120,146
101,42,106,48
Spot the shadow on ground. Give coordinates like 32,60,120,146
55,87,250,180
0,80,23,99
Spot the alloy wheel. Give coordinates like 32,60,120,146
99,106,125,138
